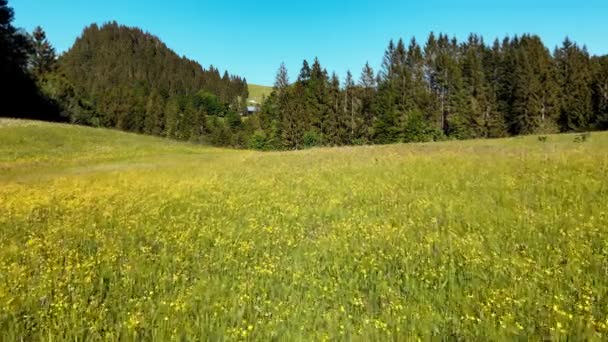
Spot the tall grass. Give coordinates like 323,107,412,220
1,120,607,340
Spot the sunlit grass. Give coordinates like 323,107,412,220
1,119,607,340
247,84,273,103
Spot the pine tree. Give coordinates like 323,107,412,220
425,34,467,137
144,90,165,135
1,0,60,119
424,33,449,134
308,57,330,135
393,38,412,116
374,40,400,144
281,83,306,149
274,62,289,91
555,38,593,131
359,62,376,142
460,34,490,138
298,59,311,83
30,26,56,79
406,37,428,113
324,72,342,145
498,35,559,134
343,70,360,143
258,64,289,146
59,22,246,137
482,38,508,137
164,98,181,139
591,56,608,128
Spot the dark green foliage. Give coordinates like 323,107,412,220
256,33,605,149
303,129,323,148
57,22,247,144
591,56,608,129
3,1,607,150
29,26,56,78
555,38,593,131
225,110,243,131
359,62,377,142
460,34,494,138
506,35,560,135
248,130,269,150
402,111,445,143
0,0,62,120
323,72,343,146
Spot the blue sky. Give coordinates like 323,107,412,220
12,0,608,85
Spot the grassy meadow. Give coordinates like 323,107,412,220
247,84,273,104
1,119,607,340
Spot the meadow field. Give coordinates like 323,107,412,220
1,119,607,340
247,84,273,104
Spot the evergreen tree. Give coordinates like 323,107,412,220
164,98,181,139
29,26,56,79
324,72,343,145
482,38,508,137
343,70,361,143
274,62,290,91
555,38,594,131
298,59,311,83
281,83,306,149
426,34,467,137
591,56,608,128
259,63,292,148
0,0,59,119
406,37,429,113
59,22,246,138
308,57,330,135
144,90,165,135
359,62,377,142
374,40,400,143
460,34,490,138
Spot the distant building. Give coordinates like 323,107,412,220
246,106,259,115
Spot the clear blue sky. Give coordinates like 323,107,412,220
12,0,608,86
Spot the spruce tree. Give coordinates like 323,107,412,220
406,37,428,113
324,72,342,145
298,59,311,83
274,62,289,91
482,38,508,137
359,62,376,142
591,56,608,128
144,90,165,135
59,22,246,137
0,0,59,119
555,38,594,131
30,26,56,79
343,70,361,143
374,40,400,144
460,34,490,138
308,57,329,135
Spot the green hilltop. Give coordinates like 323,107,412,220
247,84,273,104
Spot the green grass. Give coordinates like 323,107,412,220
1,118,607,340
247,84,273,104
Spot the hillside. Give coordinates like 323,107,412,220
2,119,607,339
58,22,248,132
247,83,273,104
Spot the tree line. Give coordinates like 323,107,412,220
1,0,251,146
2,0,607,149
0,0,61,120
253,34,608,149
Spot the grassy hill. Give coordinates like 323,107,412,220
1,118,608,340
247,83,273,104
